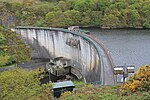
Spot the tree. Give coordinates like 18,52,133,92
45,11,57,27
0,28,31,67
4,30,30,63
0,68,52,100
0,32,10,67
64,10,81,25
142,3,150,28
91,11,103,26
80,10,102,26
74,0,93,13
102,14,120,27
66,0,76,10
81,11,91,26
110,1,127,10
45,11,66,27
0,0,150,28
0,32,5,44
56,1,68,12
122,8,141,27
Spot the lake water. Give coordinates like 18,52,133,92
83,28,150,70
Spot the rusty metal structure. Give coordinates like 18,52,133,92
14,26,115,85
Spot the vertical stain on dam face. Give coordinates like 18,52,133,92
14,27,115,85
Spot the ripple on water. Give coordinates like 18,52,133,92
87,28,150,71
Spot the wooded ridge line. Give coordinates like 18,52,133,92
0,0,149,28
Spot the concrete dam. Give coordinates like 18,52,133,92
14,27,115,85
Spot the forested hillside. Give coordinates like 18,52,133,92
0,27,30,67
0,0,150,28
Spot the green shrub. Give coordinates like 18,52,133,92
121,65,150,95
0,68,52,100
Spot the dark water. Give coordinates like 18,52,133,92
83,28,150,70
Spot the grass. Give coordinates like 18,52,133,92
73,80,87,88
59,82,150,100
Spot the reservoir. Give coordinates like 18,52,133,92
83,28,150,71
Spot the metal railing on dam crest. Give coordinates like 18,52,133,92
14,26,115,85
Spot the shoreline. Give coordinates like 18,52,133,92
79,26,150,30
2,25,150,30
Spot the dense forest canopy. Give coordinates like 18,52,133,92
0,0,149,28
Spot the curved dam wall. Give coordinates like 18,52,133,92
15,27,102,84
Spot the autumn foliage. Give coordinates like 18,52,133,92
121,65,150,95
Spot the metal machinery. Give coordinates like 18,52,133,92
114,65,135,83
46,57,84,82
68,26,90,34
52,81,75,98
